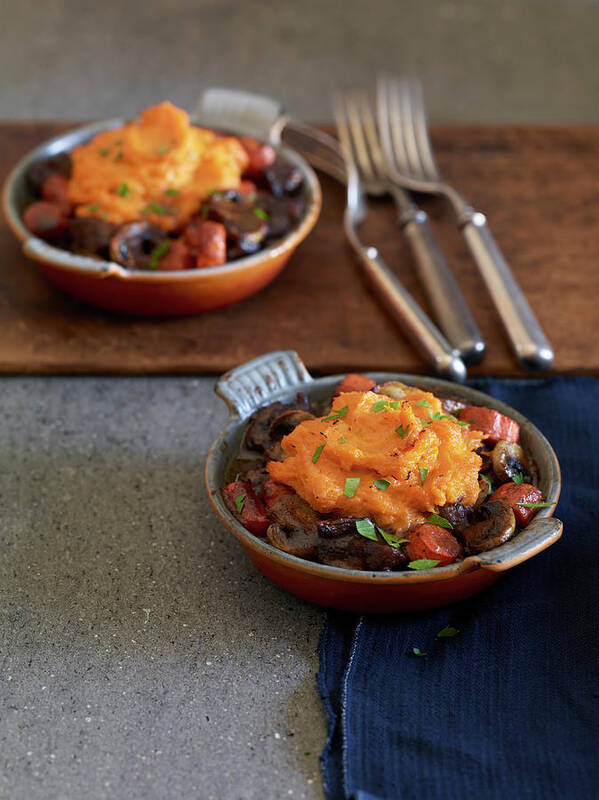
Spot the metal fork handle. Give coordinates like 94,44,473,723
459,211,554,370
353,241,467,382
399,208,485,364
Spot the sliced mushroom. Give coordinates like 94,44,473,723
460,500,516,554
491,440,530,483
316,535,408,571
376,381,408,400
207,192,268,254
67,217,118,259
109,222,168,270
245,397,310,452
267,523,318,558
440,397,465,416
269,408,315,438
263,160,303,197
437,503,472,532
317,518,359,538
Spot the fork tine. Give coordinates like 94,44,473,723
375,76,397,172
396,77,427,180
344,93,377,183
332,92,355,164
406,79,441,181
378,76,414,178
354,91,386,178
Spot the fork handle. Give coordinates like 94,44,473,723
356,245,467,382
401,210,485,364
460,212,554,370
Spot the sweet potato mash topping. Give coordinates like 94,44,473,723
267,388,483,534
66,102,248,231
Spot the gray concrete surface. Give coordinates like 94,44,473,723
1,0,598,122
0,378,326,800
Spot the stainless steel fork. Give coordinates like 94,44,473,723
333,94,467,382
337,89,484,365
377,76,553,371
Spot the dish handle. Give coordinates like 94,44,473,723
477,516,563,572
215,350,313,419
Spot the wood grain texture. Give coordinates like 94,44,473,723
0,121,597,376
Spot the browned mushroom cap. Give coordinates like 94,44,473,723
245,397,311,452
317,518,360,538
109,222,168,270
316,535,408,571
265,492,320,558
491,440,530,483
436,502,472,532
262,160,303,197
207,192,268,254
461,500,516,554
266,523,318,558
67,217,118,259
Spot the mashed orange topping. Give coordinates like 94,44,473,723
67,102,248,231
268,388,483,534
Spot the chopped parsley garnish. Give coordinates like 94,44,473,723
455,419,470,427
410,647,427,657
513,472,524,484
234,495,246,514
419,467,428,485
437,626,460,638
88,203,100,213
515,501,555,508
340,436,347,444
344,477,360,498
373,479,390,491
148,240,170,269
98,148,110,157
156,146,170,155
165,188,180,197
142,201,177,216
355,519,378,541
116,182,130,197
372,399,389,413
254,207,269,221
407,558,440,570
414,399,432,409
396,424,410,439
312,441,326,464
322,405,349,422
378,527,407,548
114,151,123,161
426,513,452,529
481,474,493,495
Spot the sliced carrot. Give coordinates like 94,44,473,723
458,405,520,445
262,479,294,508
490,483,543,526
223,480,270,537
335,373,377,396
407,524,463,566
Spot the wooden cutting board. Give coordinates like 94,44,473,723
0,122,597,376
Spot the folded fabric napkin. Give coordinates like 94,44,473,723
317,377,599,800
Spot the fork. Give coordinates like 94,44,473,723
377,76,554,371
337,89,485,365
332,93,467,383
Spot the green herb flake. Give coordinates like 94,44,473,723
410,647,427,657
98,148,110,157
482,474,493,495
515,501,556,508
377,526,407,548
372,399,389,413
312,441,327,464
388,401,401,409
407,558,441,570
114,151,123,161
340,436,348,444
148,239,171,269
165,188,180,197
344,477,360,498
419,467,428,485
142,201,177,216
156,146,170,155
455,419,470,427
437,626,460,638
414,399,432,409
355,518,378,541
322,405,349,422
116,182,130,197
396,424,410,439
253,207,270,221
513,472,524,484
234,495,246,514
201,204,210,219
373,479,390,491
426,513,453,530
88,203,100,213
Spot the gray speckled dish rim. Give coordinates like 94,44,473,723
205,351,563,585
3,118,321,280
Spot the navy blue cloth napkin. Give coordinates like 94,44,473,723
317,377,599,800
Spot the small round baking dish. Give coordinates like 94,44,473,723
3,120,321,316
205,350,562,613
